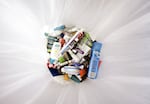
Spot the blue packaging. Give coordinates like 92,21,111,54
88,41,102,79
54,25,65,31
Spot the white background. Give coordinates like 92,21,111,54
0,0,150,104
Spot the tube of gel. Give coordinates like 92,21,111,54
88,41,102,79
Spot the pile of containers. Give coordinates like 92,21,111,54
44,25,102,83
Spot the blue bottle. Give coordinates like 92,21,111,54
88,41,102,79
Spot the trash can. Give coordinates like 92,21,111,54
0,0,150,104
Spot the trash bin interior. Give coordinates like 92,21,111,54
0,0,150,104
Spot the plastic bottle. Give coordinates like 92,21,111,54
88,41,102,79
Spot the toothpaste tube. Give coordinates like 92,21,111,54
61,66,79,75
60,30,84,54
88,41,102,79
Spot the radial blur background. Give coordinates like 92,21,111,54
0,0,150,104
